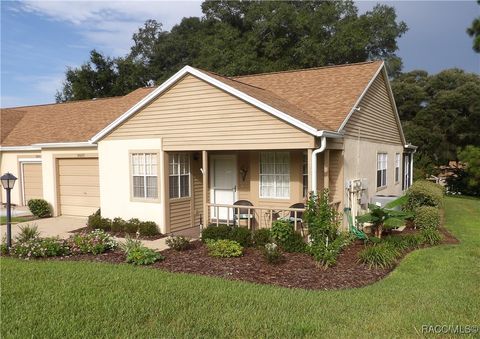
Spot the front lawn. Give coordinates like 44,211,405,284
0,215,35,225
1,196,479,338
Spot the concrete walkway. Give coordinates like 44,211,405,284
0,205,32,217
0,216,175,251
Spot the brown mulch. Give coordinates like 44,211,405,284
69,226,166,240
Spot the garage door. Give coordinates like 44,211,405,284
22,162,43,204
58,158,100,216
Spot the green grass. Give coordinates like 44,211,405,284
0,215,34,225
1,196,479,338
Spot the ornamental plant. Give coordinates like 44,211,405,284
11,237,69,259
68,229,117,255
27,199,52,218
166,236,190,251
263,242,283,264
205,239,243,258
356,204,411,239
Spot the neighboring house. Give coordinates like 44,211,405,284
1,61,415,233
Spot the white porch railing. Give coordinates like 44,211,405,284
206,201,341,232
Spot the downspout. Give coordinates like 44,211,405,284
311,136,327,194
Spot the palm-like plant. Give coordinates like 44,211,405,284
356,204,410,238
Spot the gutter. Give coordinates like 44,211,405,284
31,142,97,149
0,146,42,151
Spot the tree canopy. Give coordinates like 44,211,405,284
466,0,480,52
56,0,407,102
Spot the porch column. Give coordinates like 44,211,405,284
409,153,414,187
202,150,208,230
323,150,330,190
307,149,313,193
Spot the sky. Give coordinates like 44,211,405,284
1,0,479,108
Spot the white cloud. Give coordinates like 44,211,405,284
15,0,203,55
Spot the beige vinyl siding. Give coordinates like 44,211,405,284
57,158,100,216
106,75,315,150
343,72,402,145
22,163,43,204
328,150,343,204
169,198,192,231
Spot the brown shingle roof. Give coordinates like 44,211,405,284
225,61,383,131
0,88,155,146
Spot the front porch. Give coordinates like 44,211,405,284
165,148,343,235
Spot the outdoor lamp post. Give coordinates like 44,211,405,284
1,172,17,251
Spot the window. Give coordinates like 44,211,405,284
260,152,290,199
302,152,308,198
395,153,401,183
131,153,158,199
377,153,387,188
169,153,190,199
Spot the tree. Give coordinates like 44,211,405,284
467,0,480,52
392,69,480,176
448,146,480,196
57,0,408,101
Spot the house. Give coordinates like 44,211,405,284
1,61,415,233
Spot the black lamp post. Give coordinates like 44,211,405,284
1,172,17,251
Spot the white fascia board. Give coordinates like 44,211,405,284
90,65,320,142
32,142,97,148
0,146,41,151
337,61,385,132
18,158,42,162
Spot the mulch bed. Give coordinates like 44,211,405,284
69,227,166,240
15,228,459,291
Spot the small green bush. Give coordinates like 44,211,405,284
308,233,352,268
252,228,272,247
230,227,252,247
384,234,423,251
358,243,399,268
111,217,126,233
271,220,306,253
27,199,52,218
205,239,243,258
166,236,190,251
15,224,40,243
405,180,444,211
68,229,117,255
125,218,141,234
421,228,442,245
87,210,111,231
201,225,233,242
414,206,440,230
126,246,164,265
11,237,69,259
138,221,159,236
263,242,283,264
1,240,7,255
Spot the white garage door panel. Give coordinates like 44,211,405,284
23,163,43,204
58,158,100,217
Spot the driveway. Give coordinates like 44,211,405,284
1,216,172,251
1,216,87,240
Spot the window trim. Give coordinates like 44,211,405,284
302,151,308,198
169,153,191,200
129,151,161,203
395,152,401,184
259,151,291,200
376,152,388,190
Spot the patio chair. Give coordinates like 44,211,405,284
233,200,255,229
279,202,305,234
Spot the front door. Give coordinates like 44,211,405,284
210,155,237,221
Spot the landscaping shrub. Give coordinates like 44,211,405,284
11,237,69,259
166,236,190,251
263,242,283,264
414,206,440,230
421,228,442,245
111,217,126,233
15,224,40,243
304,189,340,243
358,243,399,269
68,230,117,255
230,227,252,247
405,180,444,211
1,240,7,255
27,199,52,218
126,246,164,265
252,228,272,247
137,221,159,236
201,225,233,242
205,239,243,258
384,234,423,251
125,218,141,234
271,220,306,253
87,209,111,231
308,233,352,268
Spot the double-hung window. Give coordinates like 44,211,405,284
260,152,290,199
395,153,401,183
169,153,190,199
377,153,388,188
131,153,158,199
